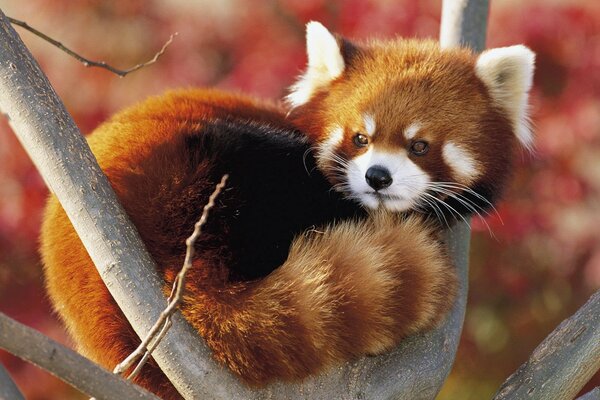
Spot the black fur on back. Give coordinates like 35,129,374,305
183,119,367,280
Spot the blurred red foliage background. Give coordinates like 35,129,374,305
0,0,598,398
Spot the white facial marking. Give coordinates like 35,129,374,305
363,114,376,136
317,126,344,167
346,147,431,211
404,122,422,140
475,45,535,150
442,142,481,182
319,125,344,154
286,22,345,108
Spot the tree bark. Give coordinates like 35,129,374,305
440,0,489,52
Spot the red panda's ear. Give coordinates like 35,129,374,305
286,21,346,108
475,45,536,151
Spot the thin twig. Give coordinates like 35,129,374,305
113,174,229,378
7,16,177,77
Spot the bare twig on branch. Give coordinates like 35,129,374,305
0,362,25,400
114,175,229,379
0,312,159,400
7,16,177,77
494,289,600,400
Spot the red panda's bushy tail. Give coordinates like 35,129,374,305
177,212,457,386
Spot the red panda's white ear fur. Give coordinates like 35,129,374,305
475,45,536,150
287,21,345,108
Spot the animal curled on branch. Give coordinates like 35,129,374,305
40,22,534,399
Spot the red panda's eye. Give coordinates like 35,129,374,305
410,140,429,155
353,133,369,147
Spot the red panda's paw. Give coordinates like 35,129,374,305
178,212,457,386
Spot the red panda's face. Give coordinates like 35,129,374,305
314,104,495,212
288,22,535,217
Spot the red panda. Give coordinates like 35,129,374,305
40,22,534,400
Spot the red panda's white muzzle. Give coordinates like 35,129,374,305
346,147,431,212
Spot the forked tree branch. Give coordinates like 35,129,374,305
0,1,485,398
0,8,252,399
0,312,159,400
8,16,177,77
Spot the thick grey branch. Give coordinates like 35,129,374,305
0,8,251,399
0,362,24,400
0,312,158,400
494,289,600,400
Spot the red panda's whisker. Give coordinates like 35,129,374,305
429,182,497,209
420,191,470,227
428,182,503,225
418,196,449,229
426,185,489,216
421,181,497,235
402,185,451,230
324,154,350,168
426,186,495,238
302,147,313,174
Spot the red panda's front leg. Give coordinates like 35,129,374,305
177,212,457,386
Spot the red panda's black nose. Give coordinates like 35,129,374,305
365,166,393,191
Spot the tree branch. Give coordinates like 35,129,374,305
0,362,25,400
440,0,489,52
0,8,251,399
0,312,159,400
493,289,600,400
7,16,177,77
0,1,487,397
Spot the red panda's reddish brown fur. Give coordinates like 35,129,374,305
41,22,534,399
41,90,456,399
290,39,519,204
